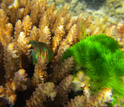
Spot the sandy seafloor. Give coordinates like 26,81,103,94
48,0,124,22
48,0,124,51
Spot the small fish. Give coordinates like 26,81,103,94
29,40,53,65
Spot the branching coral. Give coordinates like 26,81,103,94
0,0,123,106
0,69,29,105
26,82,57,107
67,88,113,107
0,0,80,106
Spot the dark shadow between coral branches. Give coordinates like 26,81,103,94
14,87,35,107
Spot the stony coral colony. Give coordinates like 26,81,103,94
0,0,124,107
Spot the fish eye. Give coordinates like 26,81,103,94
30,45,33,49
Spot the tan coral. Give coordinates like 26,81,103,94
26,82,56,107
65,18,76,32
56,75,74,106
0,69,29,104
55,24,78,62
14,20,23,41
52,4,69,35
67,96,86,107
1,0,30,24
0,9,13,47
52,24,65,53
17,32,31,54
49,57,74,83
0,81,17,105
0,0,81,106
13,69,30,91
38,26,51,45
89,88,113,106
32,59,47,86
67,88,113,107
22,15,32,36
29,26,39,41
17,31,32,69
3,42,20,80
30,0,47,25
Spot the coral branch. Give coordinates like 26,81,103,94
3,42,20,80
49,57,74,83
32,59,47,86
26,82,56,107
56,75,74,106
13,69,30,91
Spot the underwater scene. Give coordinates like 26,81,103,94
0,0,124,107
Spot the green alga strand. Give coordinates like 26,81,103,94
62,34,124,102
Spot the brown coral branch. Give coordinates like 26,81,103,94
67,95,86,107
29,26,39,41
49,57,74,83
0,81,17,105
13,69,30,91
32,59,48,86
52,4,68,33
0,9,13,47
0,69,29,105
17,32,32,69
22,15,32,36
26,82,56,107
56,75,74,106
14,20,23,41
3,42,20,80
89,88,113,106
55,24,78,62
52,24,65,53
30,0,47,25
38,26,51,45
67,88,113,107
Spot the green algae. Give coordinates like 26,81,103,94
62,34,124,105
